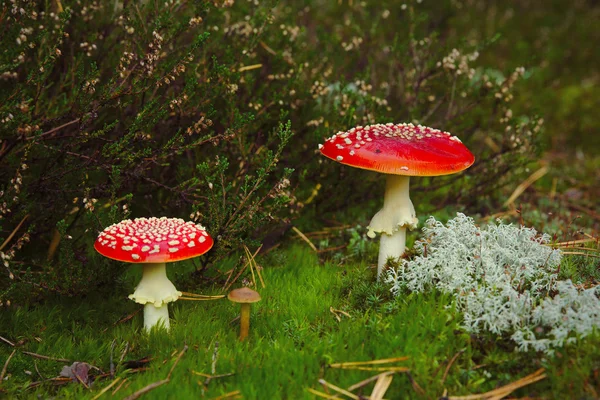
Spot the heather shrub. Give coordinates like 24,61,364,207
386,213,600,354
1,0,547,303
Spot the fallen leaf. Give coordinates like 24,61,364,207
60,362,92,386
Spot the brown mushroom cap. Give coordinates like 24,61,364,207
228,287,261,304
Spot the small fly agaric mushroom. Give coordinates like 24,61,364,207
319,123,474,279
228,287,261,341
94,217,213,331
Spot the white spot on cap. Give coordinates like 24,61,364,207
169,248,179,253
336,156,343,161
198,236,206,243
188,241,196,248
141,246,150,252
131,254,140,260
400,166,409,171
122,245,134,251
168,240,180,246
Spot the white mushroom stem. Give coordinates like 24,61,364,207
144,303,170,331
129,263,182,332
367,174,418,280
377,229,407,278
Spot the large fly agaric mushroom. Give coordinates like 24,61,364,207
319,123,474,279
94,217,213,331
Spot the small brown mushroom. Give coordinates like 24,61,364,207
228,287,261,341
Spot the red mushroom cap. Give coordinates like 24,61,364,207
94,217,213,263
319,123,475,176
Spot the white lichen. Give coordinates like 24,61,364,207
385,213,600,354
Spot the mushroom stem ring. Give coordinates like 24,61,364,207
129,262,181,331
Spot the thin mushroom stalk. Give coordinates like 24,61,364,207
239,303,251,341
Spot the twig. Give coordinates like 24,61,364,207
0,336,15,347
259,41,277,55
222,268,235,290
92,377,121,400
33,361,44,380
554,245,600,253
166,345,188,380
26,118,80,141
330,356,409,368
122,378,169,400
193,372,234,379
119,342,129,364
318,379,360,400
112,377,129,395
347,371,395,392
102,310,141,332
22,351,70,363
180,292,225,299
122,345,188,400
27,376,71,389
406,371,426,396
370,373,393,400
179,296,226,301
306,387,342,399
448,368,546,400
552,238,598,247
210,390,242,400
442,350,464,384
223,246,262,291
561,252,600,258
503,166,549,207
238,64,262,72
0,349,16,383
329,307,351,322
244,245,265,288
333,366,409,372
0,214,29,252
210,342,218,375
73,368,90,389
292,226,318,252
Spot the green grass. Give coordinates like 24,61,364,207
1,245,599,399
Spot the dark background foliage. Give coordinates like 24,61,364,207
1,0,598,303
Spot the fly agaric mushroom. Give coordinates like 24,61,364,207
94,217,213,331
228,287,261,341
319,123,474,279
